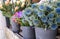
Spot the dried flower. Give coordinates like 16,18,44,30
0,4,3,9
16,1,20,5
15,6,19,11
6,0,10,2
5,1,10,5
21,3,25,8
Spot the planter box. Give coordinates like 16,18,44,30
35,27,57,39
21,26,36,39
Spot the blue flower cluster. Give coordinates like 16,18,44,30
22,0,60,30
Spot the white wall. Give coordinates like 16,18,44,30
0,11,7,39
0,11,6,27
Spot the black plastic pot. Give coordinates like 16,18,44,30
21,26,36,39
5,17,11,28
10,18,20,34
5,17,20,35
35,27,57,39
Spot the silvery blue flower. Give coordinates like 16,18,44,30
47,13,54,18
47,19,53,25
28,21,33,26
29,15,35,20
33,9,39,14
37,12,45,18
48,0,51,3
56,7,60,14
22,19,27,23
56,17,60,23
51,24,58,30
57,2,60,7
41,16,47,23
39,5,45,11
31,4,37,8
46,6,52,12
33,19,39,26
24,8,32,15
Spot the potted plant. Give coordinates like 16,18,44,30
21,0,60,39
15,9,36,39
12,0,40,38
0,0,26,35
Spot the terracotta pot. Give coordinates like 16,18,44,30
32,0,40,3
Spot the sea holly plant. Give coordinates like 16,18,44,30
21,0,60,30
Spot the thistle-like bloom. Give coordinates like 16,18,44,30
47,13,54,18
41,16,47,23
56,17,60,23
33,19,39,26
46,6,52,12
33,9,39,14
24,8,32,16
51,24,58,30
47,19,53,25
37,12,45,18
29,15,35,20
39,5,45,11
22,19,27,23
31,4,37,8
56,7,60,14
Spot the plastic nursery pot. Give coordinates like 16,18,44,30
35,27,57,39
20,26,36,39
5,17,11,28
32,0,40,3
10,18,20,34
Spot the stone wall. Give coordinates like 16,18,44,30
4,27,21,39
